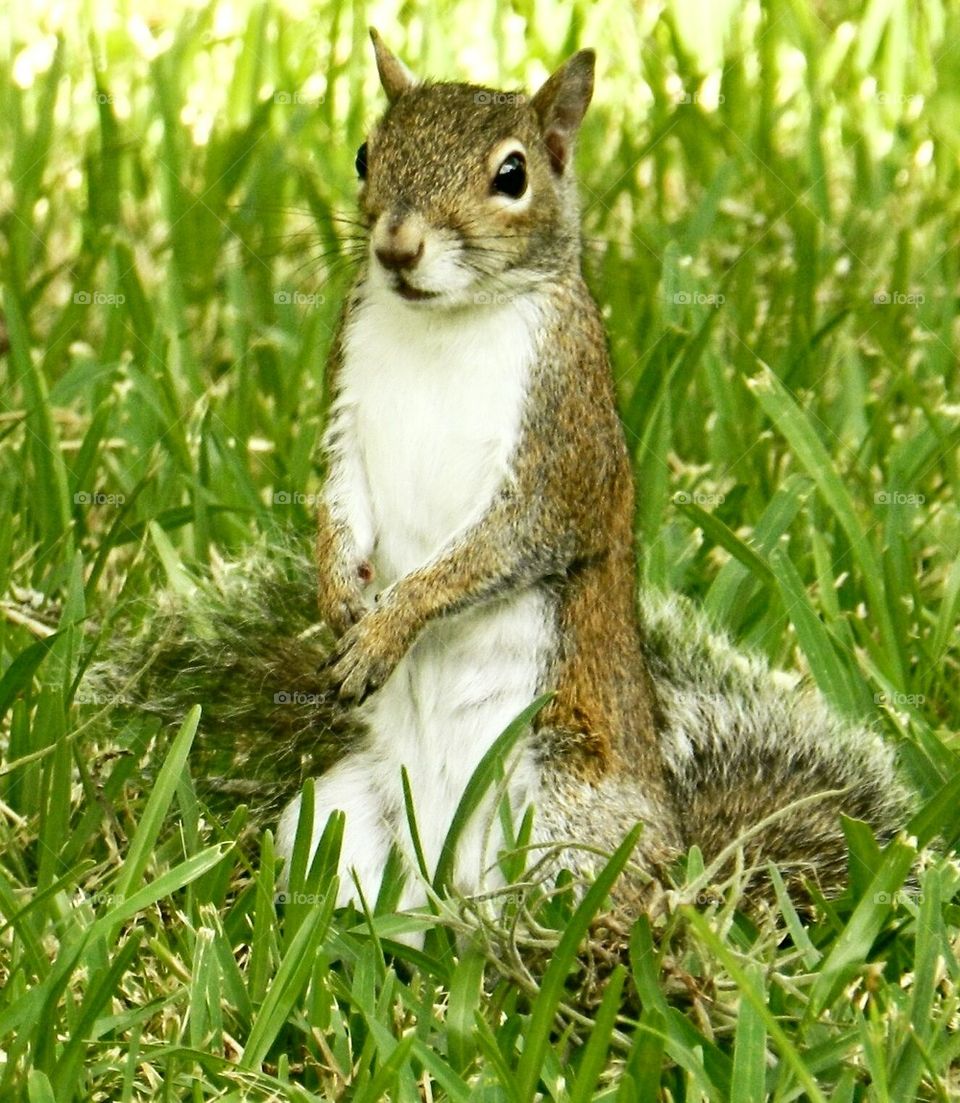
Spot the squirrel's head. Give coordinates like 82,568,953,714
356,30,595,309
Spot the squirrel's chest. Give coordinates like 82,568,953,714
340,293,539,577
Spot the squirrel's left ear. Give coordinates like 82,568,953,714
531,49,595,175
369,28,417,103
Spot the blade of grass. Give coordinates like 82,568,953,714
446,946,485,1074
807,834,917,1017
889,867,942,1100
743,361,903,684
432,692,551,896
113,704,201,907
684,908,827,1103
240,885,337,1069
568,965,627,1103
51,930,144,1098
730,963,767,1103
769,546,867,718
515,823,643,1103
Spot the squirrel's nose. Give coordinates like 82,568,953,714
375,239,424,272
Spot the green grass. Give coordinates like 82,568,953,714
2,0,960,1098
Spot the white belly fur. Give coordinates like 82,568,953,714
277,286,552,906
345,288,536,580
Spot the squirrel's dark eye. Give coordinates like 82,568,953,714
492,152,526,198
355,142,368,180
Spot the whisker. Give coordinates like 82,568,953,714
280,248,366,285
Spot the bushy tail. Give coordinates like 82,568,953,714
639,590,913,897
85,534,356,816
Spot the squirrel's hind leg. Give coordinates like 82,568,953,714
276,757,393,908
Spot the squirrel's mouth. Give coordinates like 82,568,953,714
393,275,441,302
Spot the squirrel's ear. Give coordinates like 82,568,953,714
369,28,417,103
531,49,595,175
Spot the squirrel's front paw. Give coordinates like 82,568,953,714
325,602,416,703
318,562,374,637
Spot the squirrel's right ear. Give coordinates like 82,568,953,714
531,49,595,175
369,28,417,103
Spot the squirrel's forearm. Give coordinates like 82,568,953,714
321,481,577,702
318,406,376,566
379,484,580,631
316,307,376,572
316,501,360,571
316,388,376,634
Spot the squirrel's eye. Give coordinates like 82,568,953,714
355,142,368,180
492,152,526,198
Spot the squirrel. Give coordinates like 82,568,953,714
93,33,912,917
268,32,912,913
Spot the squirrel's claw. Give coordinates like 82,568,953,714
319,584,367,638
318,560,375,638
326,640,374,702
328,599,365,638
323,601,417,703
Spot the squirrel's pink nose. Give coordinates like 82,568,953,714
374,239,424,271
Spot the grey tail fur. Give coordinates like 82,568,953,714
87,536,912,891
640,591,912,897
85,536,357,817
